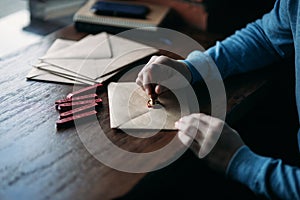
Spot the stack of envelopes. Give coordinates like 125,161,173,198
26,32,159,85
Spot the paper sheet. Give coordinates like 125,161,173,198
41,33,158,80
27,32,158,85
108,82,191,130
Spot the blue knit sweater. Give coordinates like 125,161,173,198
185,0,300,198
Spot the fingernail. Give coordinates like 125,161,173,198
155,85,160,94
175,122,178,127
145,88,150,95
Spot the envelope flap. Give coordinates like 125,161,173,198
101,35,158,76
42,58,111,80
41,32,112,59
108,82,189,130
47,39,76,53
108,82,149,128
39,33,158,80
101,47,158,78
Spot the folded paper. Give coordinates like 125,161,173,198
108,82,191,130
40,32,158,80
26,67,95,85
41,33,112,59
26,39,98,84
27,32,158,85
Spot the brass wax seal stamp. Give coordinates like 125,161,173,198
147,98,162,108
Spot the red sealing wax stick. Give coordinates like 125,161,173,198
56,110,98,129
59,103,98,119
57,98,103,112
55,94,98,104
66,83,103,99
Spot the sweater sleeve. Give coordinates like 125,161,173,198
226,145,300,199
185,0,294,80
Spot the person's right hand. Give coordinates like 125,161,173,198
175,113,244,174
135,55,192,98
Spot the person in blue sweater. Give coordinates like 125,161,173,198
136,0,300,199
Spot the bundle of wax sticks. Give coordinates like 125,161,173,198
55,84,103,129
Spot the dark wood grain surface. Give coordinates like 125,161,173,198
0,25,276,200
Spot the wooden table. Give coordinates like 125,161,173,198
0,25,278,200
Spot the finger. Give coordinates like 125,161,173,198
136,72,146,90
145,55,158,66
143,63,162,96
136,77,142,87
136,56,158,90
189,113,210,123
199,124,224,158
190,140,201,156
177,131,193,147
196,115,225,158
155,85,161,94
186,114,211,138
155,85,168,95
143,69,153,96
178,113,225,159
176,117,205,142
175,119,198,139
136,69,146,89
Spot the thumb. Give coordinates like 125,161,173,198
155,85,168,94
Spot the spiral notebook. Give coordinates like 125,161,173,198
73,0,171,34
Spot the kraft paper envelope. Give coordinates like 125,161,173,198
26,67,96,85
27,39,96,85
27,37,119,85
36,62,118,84
36,63,96,82
40,33,112,59
47,38,77,51
26,39,85,84
35,38,100,83
36,33,111,83
41,33,158,81
108,82,191,130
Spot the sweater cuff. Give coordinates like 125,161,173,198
179,50,216,84
178,60,202,84
184,50,222,83
226,146,268,186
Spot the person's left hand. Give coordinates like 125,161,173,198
136,55,192,99
175,113,245,174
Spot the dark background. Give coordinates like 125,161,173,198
204,0,275,35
